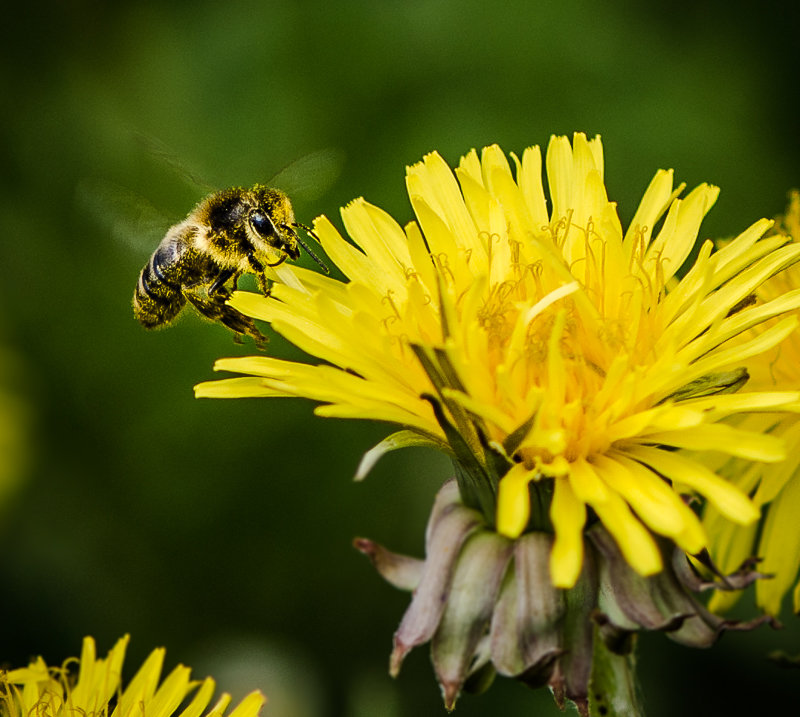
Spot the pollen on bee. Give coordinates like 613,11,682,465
269,192,295,225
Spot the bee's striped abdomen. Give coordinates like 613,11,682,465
133,236,188,328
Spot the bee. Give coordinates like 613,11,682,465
132,184,329,346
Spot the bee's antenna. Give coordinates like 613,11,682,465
290,223,331,274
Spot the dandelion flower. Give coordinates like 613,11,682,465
197,133,800,589
0,636,266,717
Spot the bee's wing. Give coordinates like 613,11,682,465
133,131,217,194
269,148,345,203
133,132,344,203
76,177,174,256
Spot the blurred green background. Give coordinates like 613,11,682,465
1,1,799,715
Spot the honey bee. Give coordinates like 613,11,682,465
132,184,329,346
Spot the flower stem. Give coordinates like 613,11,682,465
588,630,646,717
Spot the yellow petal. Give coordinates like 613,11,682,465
314,214,385,287
624,169,676,250
569,456,609,504
178,679,217,717
642,423,786,462
517,144,549,230
549,476,586,588
496,462,537,538
411,151,479,255
545,135,575,221
623,445,759,525
645,183,718,283
226,692,268,717
595,453,706,552
592,492,663,577
340,199,410,296
756,471,800,615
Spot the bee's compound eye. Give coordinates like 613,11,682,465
250,210,276,237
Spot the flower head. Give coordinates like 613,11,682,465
196,133,800,588
703,190,800,616
0,636,266,717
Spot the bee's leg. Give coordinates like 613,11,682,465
246,253,272,297
248,254,264,273
257,272,272,297
208,268,237,297
184,289,268,349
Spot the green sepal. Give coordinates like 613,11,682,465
422,395,496,521
411,343,486,459
555,543,598,712
664,367,748,402
527,479,555,533
409,341,520,523
411,341,501,519
354,430,448,481
588,630,646,717
431,531,513,710
502,412,537,456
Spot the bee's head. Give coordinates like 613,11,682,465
248,208,300,260
246,185,329,274
246,186,299,260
